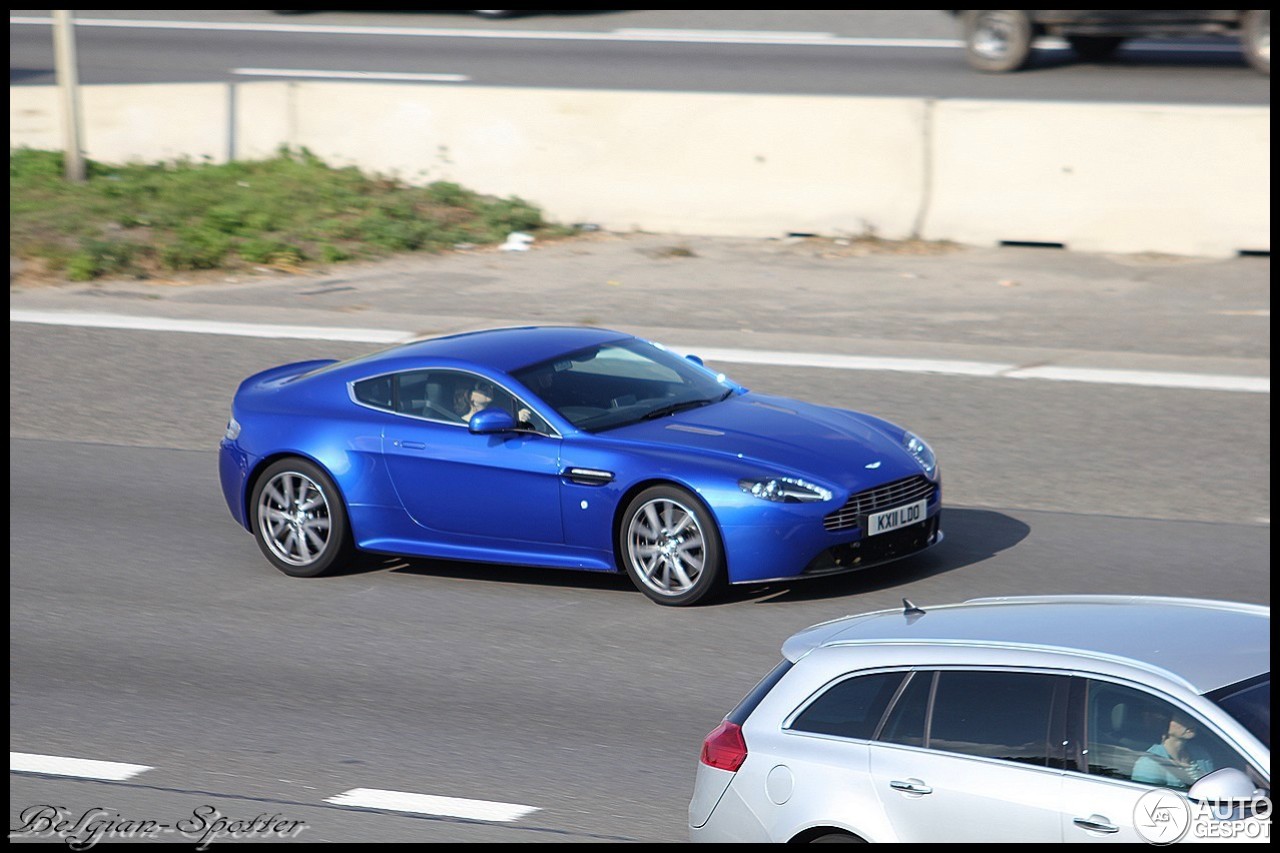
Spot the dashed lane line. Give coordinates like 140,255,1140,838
10,751,152,781
10,752,545,828
326,788,541,822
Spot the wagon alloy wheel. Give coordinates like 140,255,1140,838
620,486,724,606
250,458,353,577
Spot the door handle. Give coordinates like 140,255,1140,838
889,779,933,795
392,440,427,450
1072,815,1120,834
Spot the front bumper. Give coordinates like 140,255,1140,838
803,513,941,577
219,439,253,529
719,486,941,585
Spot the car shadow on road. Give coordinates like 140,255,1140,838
1024,46,1249,73
9,68,51,84
329,507,1028,605
349,552,642,595
724,507,1030,606
330,507,1029,601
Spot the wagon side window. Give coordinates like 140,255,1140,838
788,671,907,741
1084,680,1254,790
926,670,1066,768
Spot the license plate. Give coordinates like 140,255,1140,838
866,499,927,536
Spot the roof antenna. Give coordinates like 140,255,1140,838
903,598,926,624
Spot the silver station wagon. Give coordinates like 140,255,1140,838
690,596,1270,843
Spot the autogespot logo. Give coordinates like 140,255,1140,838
1134,789,1273,845
1134,789,1192,845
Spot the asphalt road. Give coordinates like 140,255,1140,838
8,236,1270,843
9,10,1270,104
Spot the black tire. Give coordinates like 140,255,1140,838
810,832,864,843
961,10,1034,73
1242,10,1270,76
250,457,353,578
1068,35,1125,62
618,485,725,606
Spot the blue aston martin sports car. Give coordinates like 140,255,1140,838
219,326,942,605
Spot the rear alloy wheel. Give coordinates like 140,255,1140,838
1242,10,1270,75
962,10,1034,72
620,486,724,606
251,458,352,577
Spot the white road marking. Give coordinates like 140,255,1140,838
10,310,1268,394
7,16,960,47
615,27,834,38
326,788,540,822
1004,365,1270,394
10,751,152,781
231,68,469,82
681,346,1009,377
685,347,1269,393
10,310,408,344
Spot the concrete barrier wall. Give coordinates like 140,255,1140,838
11,83,232,164
10,82,1270,257
923,100,1271,257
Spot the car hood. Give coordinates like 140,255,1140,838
605,393,927,492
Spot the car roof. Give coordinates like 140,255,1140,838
355,326,633,374
782,595,1270,695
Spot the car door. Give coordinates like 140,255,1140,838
868,669,1068,842
1059,678,1268,843
381,369,564,545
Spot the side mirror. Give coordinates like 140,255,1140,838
469,407,517,434
1189,768,1269,820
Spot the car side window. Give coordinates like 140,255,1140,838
1085,681,1253,790
927,671,1064,767
393,370,464,423
879,670,933,748
352,375,393,410
385,369,554,434
789,671,906,740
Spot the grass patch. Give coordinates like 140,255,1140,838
10,147,574,280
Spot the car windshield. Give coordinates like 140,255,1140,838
1207,673,1270,749
512,339,733,432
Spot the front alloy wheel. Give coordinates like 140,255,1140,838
962,10,1034,73
620,486,724,606
251,458,352,577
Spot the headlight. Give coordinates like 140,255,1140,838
739,477,832,503
225,417,241,441
903,431,937,476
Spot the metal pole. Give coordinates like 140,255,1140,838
52,10,86,182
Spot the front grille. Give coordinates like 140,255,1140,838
823,475,936,532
